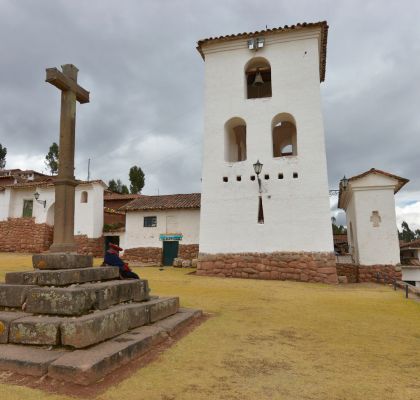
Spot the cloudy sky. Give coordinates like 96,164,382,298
0,0,419,229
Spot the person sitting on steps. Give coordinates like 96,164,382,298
102,243,140,279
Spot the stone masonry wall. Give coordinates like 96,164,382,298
336,264,359,283
358,265,402,283
74,235,104,257
0,218,53,253
335,263,401,284
178,244,199,261
197,252,338,284
123,247,163,264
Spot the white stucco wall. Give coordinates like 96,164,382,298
199,28,333,253
124,209,200,249
344,174,401,265
401,267,420,287
0,182,104,238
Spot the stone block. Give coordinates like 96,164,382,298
0,284,36,308
5,267,120,286
9,315,63,345
25,286,97,316
49,325,167,385
32,253,93,270
0,344,67,376
148,297,179,323
0,311,32,343
25,280,150,316
154,308,202,336
60,301,151,348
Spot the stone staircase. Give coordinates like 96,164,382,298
0,265,201,385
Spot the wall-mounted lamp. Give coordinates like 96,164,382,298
34,192,46,208
340,175,349,190
253,160,263,194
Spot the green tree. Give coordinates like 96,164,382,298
45,142,59,175
121,184,129,194
0,143,7,169
331,216,346,235
129,165,145,194
108,179,118,192
399,221,416,242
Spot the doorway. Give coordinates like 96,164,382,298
162,241,179,266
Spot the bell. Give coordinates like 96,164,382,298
253,70,264,86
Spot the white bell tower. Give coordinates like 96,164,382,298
197,22,337,283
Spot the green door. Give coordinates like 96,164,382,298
162,241,179,266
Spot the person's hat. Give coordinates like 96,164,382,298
109,243,123,251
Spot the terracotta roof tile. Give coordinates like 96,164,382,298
121,193,201,211
400,239,420,249
104,193,144,201
197,21,328,81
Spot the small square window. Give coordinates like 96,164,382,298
293,172,298,179
250,175,256,181
278,173,284,179
264,174,269,180
236,176,242,182
223,177,228,182
144,216,157,227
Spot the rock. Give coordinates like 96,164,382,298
154,308,202,336
0,311,32,343
182,260,192,268
173,258,182,267
338,275,348,284
191,259,198,268
148,297,179,323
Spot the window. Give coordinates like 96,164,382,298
245,57,272,99
144,216,157,227
81,191,88,203
272,113,297,157
22,199,33,218
225,117,247,162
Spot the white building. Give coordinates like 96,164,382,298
119,193,200,266
338,168,408,266
195,22,336,282
0,177,106,254
400,240,420,287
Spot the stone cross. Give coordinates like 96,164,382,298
46,64,90,253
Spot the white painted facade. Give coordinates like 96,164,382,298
199,27,333,253
123,209,200,250
339,173,402,265
0,181,105,238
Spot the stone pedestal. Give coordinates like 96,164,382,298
0,256,201,384
32,253,93,270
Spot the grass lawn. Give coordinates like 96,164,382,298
1,253,420,400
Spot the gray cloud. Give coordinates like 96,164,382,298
0,0,419,215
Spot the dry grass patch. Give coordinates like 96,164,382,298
0,253,420,399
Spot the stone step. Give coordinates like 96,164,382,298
0,344,68,377
0,308,201,384
49,308,202,385
25,279,150,315
9,297,179,348
5,267,120,286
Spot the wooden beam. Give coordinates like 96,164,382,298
45,68,90,104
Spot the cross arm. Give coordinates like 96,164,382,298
46,68,90,104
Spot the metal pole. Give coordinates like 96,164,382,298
405,284,409,299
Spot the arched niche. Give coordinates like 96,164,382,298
272,113,297,157
245,57,272,99
224,117,247,162
81,191,88,203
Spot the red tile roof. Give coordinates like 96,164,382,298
121,193,201,211
197,21,329,81
400,239,420,249
104,193,143,201
0,179,106,189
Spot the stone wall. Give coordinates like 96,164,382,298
336,264,359,283
358,265,402,283
179,244,199,261
335,263,402,284
197,252,338,284
74,235,104,257
123,247,162,264
0,218,53,253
